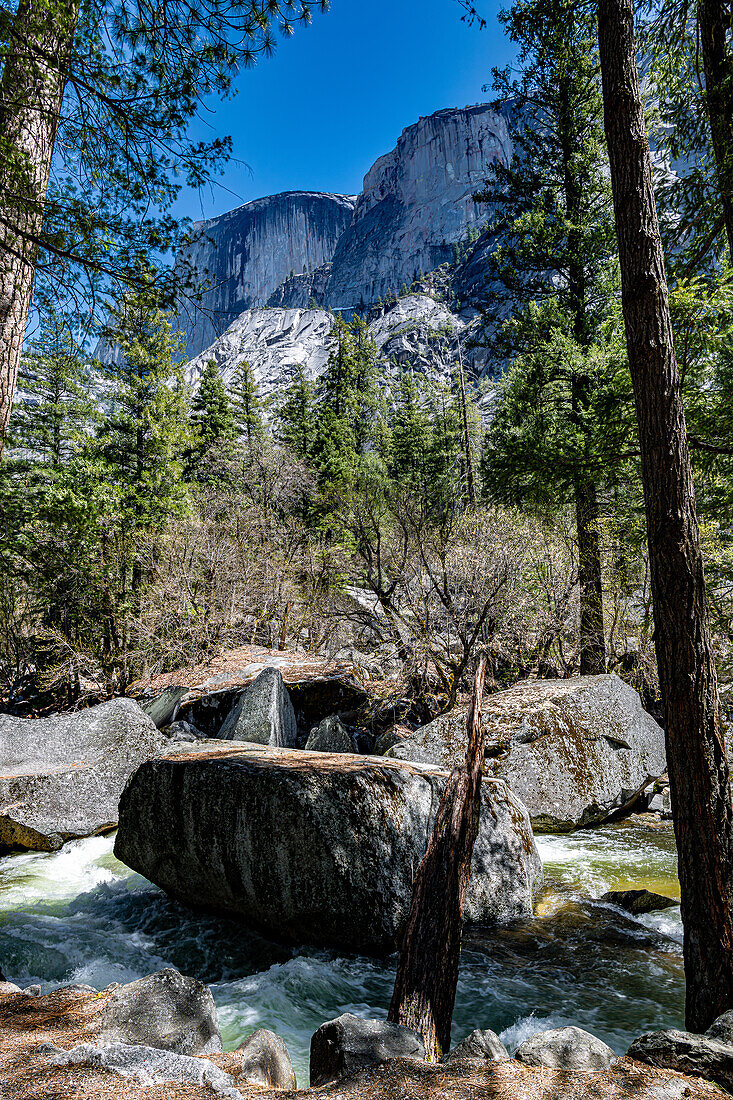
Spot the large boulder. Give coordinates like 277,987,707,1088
98,969,222,1056
600,889,678,915
218,668,297,747
516,1026,616,1071
304,716,358,754
310,1013,425,1086
114,743,542,952
0,699,167,852
388,674,666,831
236,1028,296,1089
628,1028,733,1092
442,1029,508,1064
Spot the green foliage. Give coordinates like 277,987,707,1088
277,366,317,459
8,313,98,466
229,360,264,444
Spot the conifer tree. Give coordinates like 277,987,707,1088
476,0,620,674
229,360,264,444
191,360,236,448
97,291,191,544
390,371,432,490
8,314,97,466
277,365,317,459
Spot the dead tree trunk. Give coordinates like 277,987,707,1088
598,0,733,1032
698,0,733,264
0,0,80,458
388,654,487,1061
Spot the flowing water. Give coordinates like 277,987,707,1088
0,819,683,1085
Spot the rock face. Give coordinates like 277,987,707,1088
442,1029,508,1064
177,191,356,359
98,969,222,1056
516,1026,616,1071
218,668,297,747
628,1028,733,1092
388,674,666,831
0,699,166,851
236,1028,296,1089
114,743,542,951
183,292,490,407
184,306,334,404
304,716,357,754
323,104,513,310
310,1014,426,1086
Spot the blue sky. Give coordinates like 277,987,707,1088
177,0,514,224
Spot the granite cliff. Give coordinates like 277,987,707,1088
178,191,356,359
175,102,513,375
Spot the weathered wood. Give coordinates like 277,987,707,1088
598,0,733,1031
388,654,487,1061
0,0,80,458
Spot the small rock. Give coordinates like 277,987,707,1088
516,1025,616,1071
98,969,222,1056
218,668,297,747
164,720,206,743
0,982,21,995
310,1013,425,1086
305,715,358,754
442,1028,508,1063
628,1028,733,1092
236,1028,296,1089
707,1010,733,1044
648,793,665,813
600,890,678,915
22,985,41,996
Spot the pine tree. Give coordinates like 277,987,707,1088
277,366,316,459
476,0,620,674
229,360,264,444
389,371,432,490
97,290,191,540
191,360,236,447
8,313,97,466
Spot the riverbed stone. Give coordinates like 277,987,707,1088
98,969,222,1056
707,1011,733,1044
442,1029,508,1063
628,1028,733,1091
304,716,357,754
310,1013,426,1086
516,1025,616,1071
236,1028,296,1089
0,699,167,852
387,674,666,831
600,889,678,915
218,668,297,747
114,743,542,952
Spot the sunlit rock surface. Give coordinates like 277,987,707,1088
114,743,542,951
178,192,356,358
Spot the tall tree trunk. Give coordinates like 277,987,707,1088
388,655,487,1061
598,0,733,1032
575,476,606,675
0,0,80,458
698,0,733,264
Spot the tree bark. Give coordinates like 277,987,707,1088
698,0,733,264
388,654,487,1061
598,0,733,1032
575,476,607,675
0,0,80,458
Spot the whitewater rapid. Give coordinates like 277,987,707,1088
0,820,683,1085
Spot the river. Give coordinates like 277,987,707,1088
0,818,683,1085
